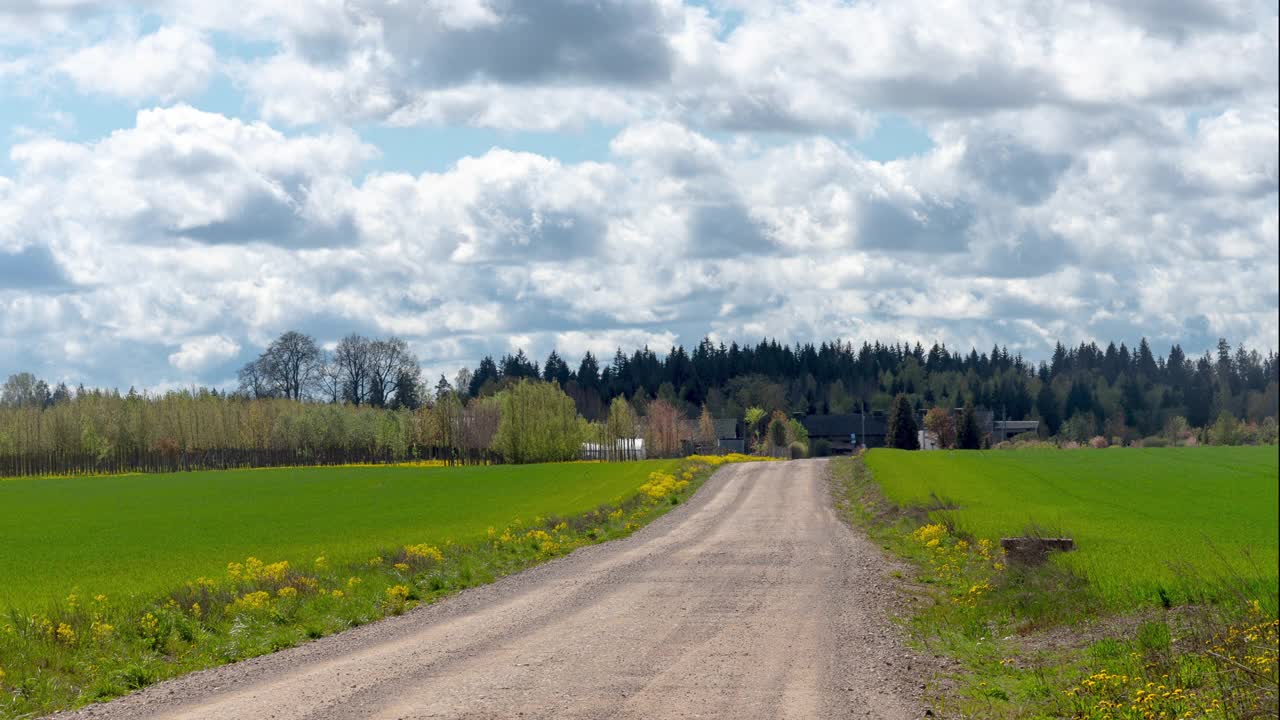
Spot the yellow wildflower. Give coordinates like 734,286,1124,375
231,591,271,612
277,586,298,598
405,544,444,563
139,612,159,636
55,623,76,645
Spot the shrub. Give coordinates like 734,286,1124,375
1142,435,1169,448
788,441,807,459
768,417,788,450
812,439,832,457
1261,417,1279,445
1089,435,1109,448
1210,411,1240,446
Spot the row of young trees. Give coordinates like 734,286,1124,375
0,370,714,475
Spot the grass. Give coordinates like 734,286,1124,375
0,456,765,717
0,461,675,611
863,446,1279,608
835,447,1279,719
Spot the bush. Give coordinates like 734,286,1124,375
768,417,788,449
812,438,832,457
1142,435,1169,448
788,441,807,459
1088,435,1109,448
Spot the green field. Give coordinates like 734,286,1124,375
0,461,676,611
863,446,1279,606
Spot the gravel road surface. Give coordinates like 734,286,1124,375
57,458,925,720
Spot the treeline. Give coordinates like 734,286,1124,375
2,333,1277,475
468,337,1279,442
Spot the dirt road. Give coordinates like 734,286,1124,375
59,459,924,720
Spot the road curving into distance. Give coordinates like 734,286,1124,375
55,459,924,720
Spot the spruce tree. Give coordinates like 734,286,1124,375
957,401,981,449
885,393,920,449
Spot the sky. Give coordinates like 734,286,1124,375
0,0,1277,391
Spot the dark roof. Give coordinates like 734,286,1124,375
801,413,887,437
712,418,739,439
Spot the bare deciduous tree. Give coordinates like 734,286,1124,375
334,334,372,405
262,331,323,400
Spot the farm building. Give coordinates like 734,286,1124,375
805,410,1040,452
800,413,888,453
713,418,745,453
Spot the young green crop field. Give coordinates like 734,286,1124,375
0,460,677,611
863,446,1279,607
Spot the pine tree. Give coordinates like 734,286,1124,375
885,393,920,449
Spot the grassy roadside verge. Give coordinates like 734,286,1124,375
830,454,1278,719
0,455,767,718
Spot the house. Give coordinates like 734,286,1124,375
800,413,888,453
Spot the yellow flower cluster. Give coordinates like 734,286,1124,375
277,586,298,598
638,471,689,501
226,557,290,583
55,623,76,645
139,612,160,637
1065,669,1205,719
90,619,114,641
1208,607,1279,683
912,523,948,546
230,591,272,612
686,453,775,466
404,544,445,563
907,523,1007,605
